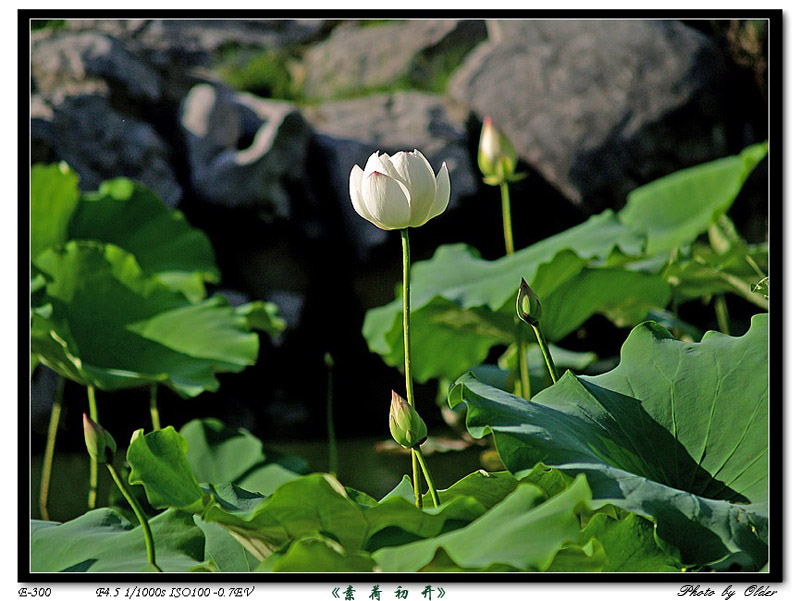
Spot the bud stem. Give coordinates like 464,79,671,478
401,228,423,508
39,377,65,521
532,323,559,387
500,181,515,257
149,384,161,431
517,330,532,400
413,446,440,508
106,463,162,572
87,385,99,510
499,182,531,399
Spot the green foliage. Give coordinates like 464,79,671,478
103,425,681,572
68,177,219,302
258,538,377,572
31,163,81,261
195,519,261,572
619,142,767,255
213,48,300,101
31,509,208,572
363,211,669,382
180,418,308,497
31,20,66,32
31,242,264,397
30,164,284,395
364,144,768,385
373,478,589,571
449,314,768,569
28,140,769,573
128,427,206,512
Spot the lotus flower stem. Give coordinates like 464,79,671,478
532,323,559,387
106,462,162,572
324,353,338,477
401,228,423,508
39,377,65,521
714,295,731,335
149,384,161,431
87,384,99,510
413,446,440,508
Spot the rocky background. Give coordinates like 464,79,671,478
30,18,769,448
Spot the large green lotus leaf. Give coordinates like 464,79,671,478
372,476,590,572
364,211,668,382
619,143,767,255
449,314,768,568
30,508,208,572
194,518,260,572
180,418,307,497
68,178,219,301
394,467,678,572
31,241,261,396
256,537,377,572
127,427,206,512
31,163,81,261
199,476,487,562
462,346,599,400
428,470,521,511
575,511,681,572
124,428,489,563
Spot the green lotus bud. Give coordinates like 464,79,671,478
389,390,428,449
83,413,117,464
478,117,525,186
516,277,543,326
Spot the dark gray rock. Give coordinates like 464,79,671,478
301,20,486,100
32,93,182,207
66,19,327,68
449,19,729,210
59,20,329,106
303,91,477,254
180,83,311,217
31,29,182,206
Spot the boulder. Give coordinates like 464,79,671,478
32,93,182,207
31,29,182,206
32,29,162,104
303,91,477,254
66,19,328,68
300,20,486,100
449,19,730,210
180,83,311,217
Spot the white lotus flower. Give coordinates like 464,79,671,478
349,149,450,230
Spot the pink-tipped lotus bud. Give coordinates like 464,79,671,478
516,277,543,326
83,413,117,464
389,390,428,449
478,117,524,186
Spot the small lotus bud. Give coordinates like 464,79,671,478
516,277,543,326
83,413,117,464
389,390,428,449
478,117,524,186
